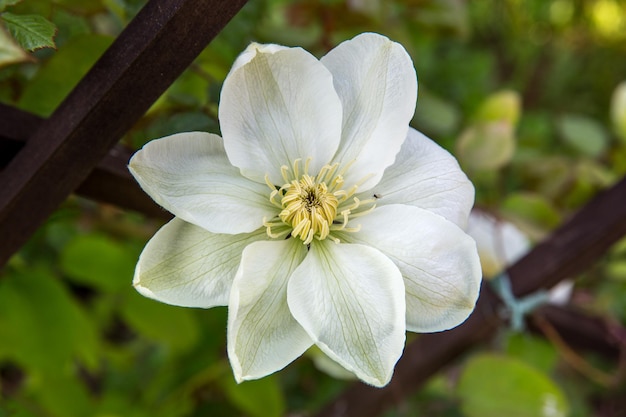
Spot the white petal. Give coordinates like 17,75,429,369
321,32,417,191
129,132,277,234
338,204,482,333
466,210,530,278
134,217,266,308
368,128,474,229
287,241,406,387
219,44,343,185
228,240,312,382
228,43,289,74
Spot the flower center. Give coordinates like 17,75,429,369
279,175,338,243
263,159,375,245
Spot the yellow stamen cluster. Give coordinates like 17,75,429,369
263,159,375,245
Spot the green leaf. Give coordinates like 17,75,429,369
557,114,609,157
120,290,200,353
413,88,461,136
606,260,626,281
458,354,569,417
53,0,105,15
611,81,626,143
1,12,56,51
474,90,522,125
17,34,112,116
0,0,21,12
0,267,99,374
505,333,559,373
35,373,93,417
456,121,516,171
0,24,29,67
60,233,137,292
502,192,561,232
222,375,286,417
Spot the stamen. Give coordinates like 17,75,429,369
280,165,291,184
263,158,376,244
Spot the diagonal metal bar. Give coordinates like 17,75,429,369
314,178,626,417
509,176,626,296
0,0,247,266
0,104,169,219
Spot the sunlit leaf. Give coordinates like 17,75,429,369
474,90,521,125
17,34,112,116
0,267,99,374
456,121,516,170
606,260,626,281
53,0,105,15
60,233,136,292
611,81,626,143
501,192,561,239
458,354,569,417
557,114,609,157
505,333,559,373
0,24,29,67
1,12,56,51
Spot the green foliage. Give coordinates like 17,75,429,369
60,233,137,292
458,354,569,417
0,266,99,373
17,34,112,116
0,0,57,67
557,114,610,158
1,12,56,51
0,24,28,66
1,0,625,415
222,376,286,417
0,0,22,12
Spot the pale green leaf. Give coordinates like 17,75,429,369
456,121,516,170
458,354,569,417
0,24,29,67
1,12,56,51
611,81,626,143
474,90,522,125
413,88,461,136
557,113,609,157
505,333,559,373
502,192,561,232
18,34,112,116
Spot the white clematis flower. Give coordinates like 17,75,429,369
129,33,482,387
466,211,531,279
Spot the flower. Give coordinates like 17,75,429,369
129,33,481,387
466,210,530,279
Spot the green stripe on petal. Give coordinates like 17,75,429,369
228,239,312,382
134,217,266,308
287,240,406,387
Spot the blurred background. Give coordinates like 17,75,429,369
1,0,626,415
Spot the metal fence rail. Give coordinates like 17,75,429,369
0,0,246,266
